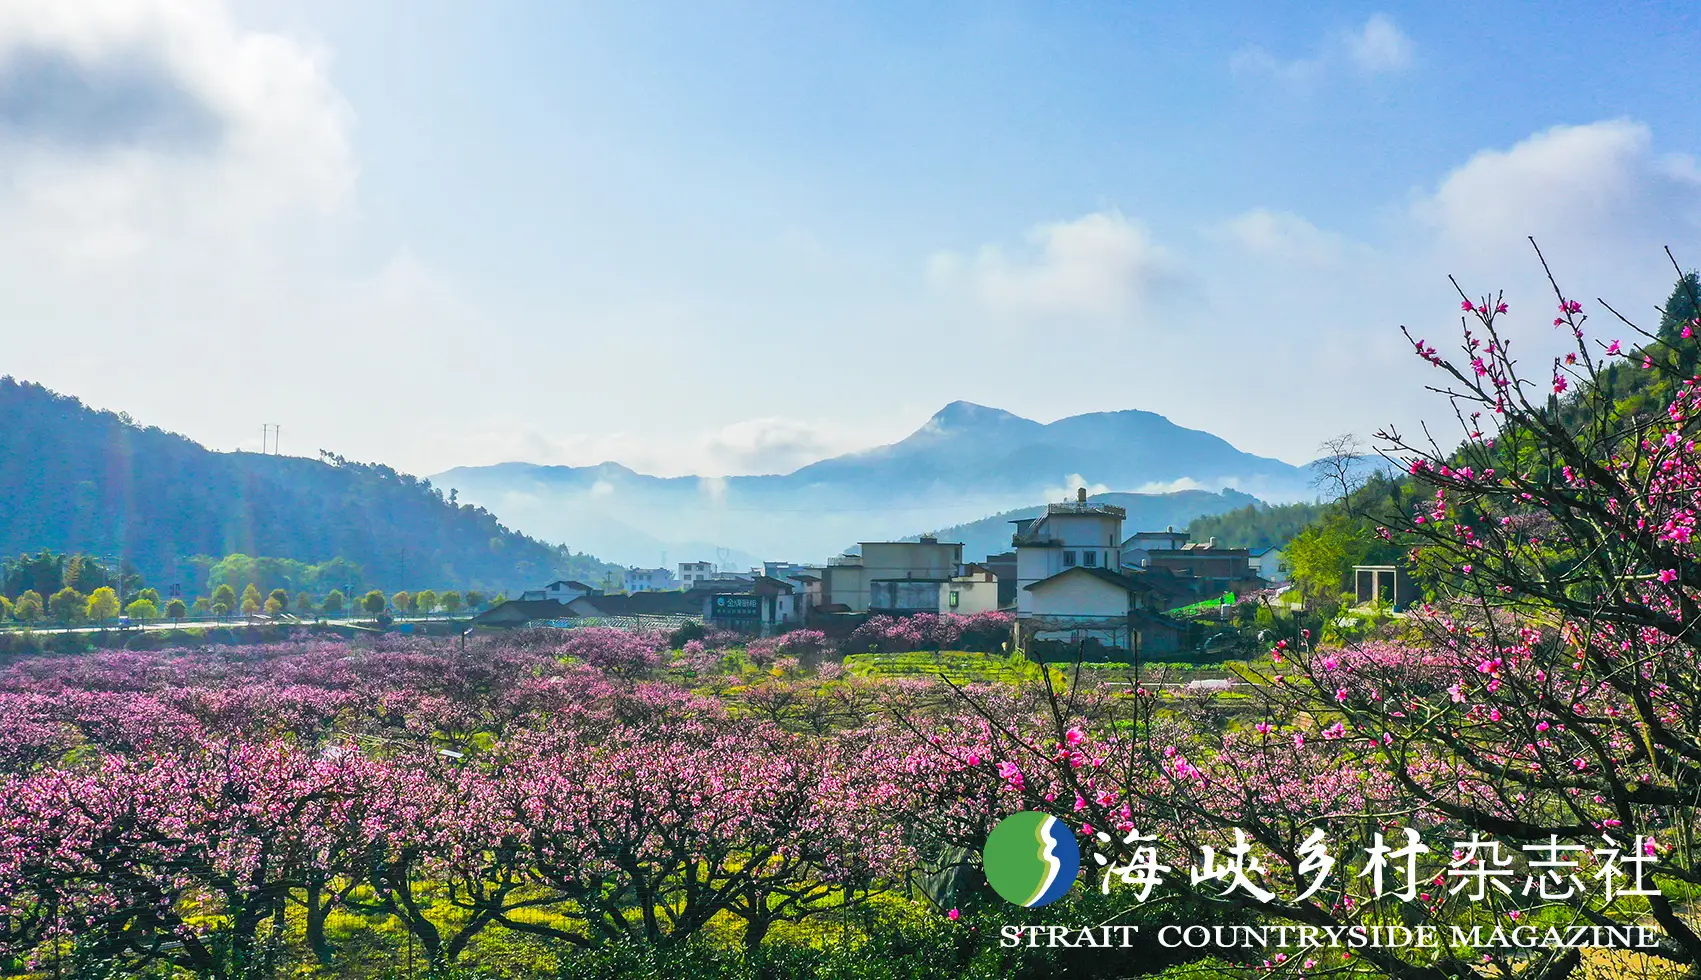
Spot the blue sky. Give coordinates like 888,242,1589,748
3,1,1698,480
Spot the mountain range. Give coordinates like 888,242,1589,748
434,401,1326,566
0,378,617,594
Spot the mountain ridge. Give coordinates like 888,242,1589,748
434,402,1322,565
0,377,617,593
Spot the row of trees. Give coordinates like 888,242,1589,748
0,582,500,626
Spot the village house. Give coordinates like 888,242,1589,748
622,566,678,592
943,565,1001,614
1013,489,1181,656
1249,546,1288,583
691,575,798,632
567,590,701,619
1120,528,1190,569
818,537,964,613
470,597,573,627
519,580,599,603
1143,538,1252,581
677,561,718,591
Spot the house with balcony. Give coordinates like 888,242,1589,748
1013,489,1181,656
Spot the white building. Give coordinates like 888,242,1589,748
678,561,717,591
1014,491,1127,605
1120,528,1189,570
623,566,679,592
1249,547,1289,583
820,537,964,613
1013,489,1179,655
942,565,1001,615
519,580,599,603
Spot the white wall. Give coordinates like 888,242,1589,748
1022,572,1133,619
1254,549,1289,583
1015,512,1123,612
941,574,999,614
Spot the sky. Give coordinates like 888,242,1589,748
2,0,1698,479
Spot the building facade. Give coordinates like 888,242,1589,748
677,561,718,591
519,580,599,603
623,567,679,592
1012,490,1180,657
1013,492,1128,610
821,537,965,613
1249,547,1289,583
1121,528,1190,570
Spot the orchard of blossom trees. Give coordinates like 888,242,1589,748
0,624,1070,979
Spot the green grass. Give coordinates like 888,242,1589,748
841,650,1046,685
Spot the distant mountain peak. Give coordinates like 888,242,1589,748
930,400,1026,424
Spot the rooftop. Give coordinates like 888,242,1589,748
1043,499,1126,519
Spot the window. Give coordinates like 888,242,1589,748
1063,551,1077,567
1083,551,1098,567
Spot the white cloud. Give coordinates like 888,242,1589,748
1232,14,1412,87
1134,477,1209,494
1217,208,1362,265
698,417,850,475
1345,14,1413,74
1044,474,1113,501
0,0,355,262
929,209,1176,322
1413,120,1701,260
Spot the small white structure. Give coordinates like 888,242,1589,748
942,566,1000,615
1249,547,1288,583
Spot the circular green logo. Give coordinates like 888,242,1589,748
982,811,1080,907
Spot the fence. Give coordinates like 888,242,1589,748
540,614,703,632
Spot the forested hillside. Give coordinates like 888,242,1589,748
0,378,616,593
1184,500,1329,550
